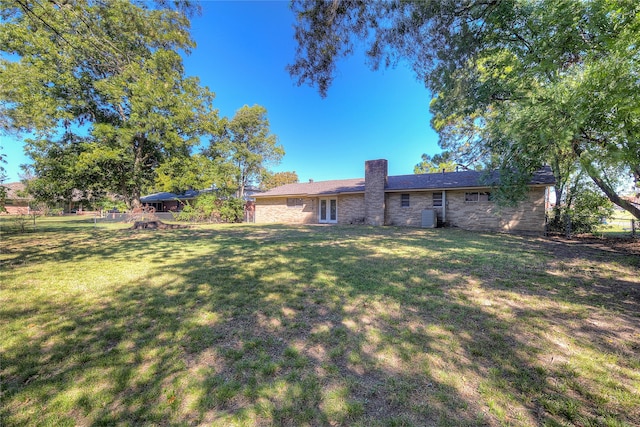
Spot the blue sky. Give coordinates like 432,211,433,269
1,1,441,184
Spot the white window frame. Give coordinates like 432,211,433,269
318,198,338,223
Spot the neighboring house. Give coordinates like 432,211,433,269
254,159,556,234
243,185,263,201
2,182,32,215
140,189,203,212
141,186,263,213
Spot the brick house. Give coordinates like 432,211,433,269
254,159,556,233
2,182,32,215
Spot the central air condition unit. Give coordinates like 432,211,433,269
421,209,436,228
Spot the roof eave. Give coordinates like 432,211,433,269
384,183,553,193
255,189,365,198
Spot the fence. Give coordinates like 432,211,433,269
546,214,637,238
603,217,637,237
96,212,177,223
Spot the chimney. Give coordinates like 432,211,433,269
364,159,388,226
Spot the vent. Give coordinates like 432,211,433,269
421,209,436,228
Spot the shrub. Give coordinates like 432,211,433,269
173,195,243,223
220,197,244,223
548,187,614,235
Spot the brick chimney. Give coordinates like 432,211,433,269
364,159,387,226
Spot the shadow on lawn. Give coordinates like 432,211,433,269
2,225,639,426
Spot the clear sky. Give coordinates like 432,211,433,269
1,1,441,184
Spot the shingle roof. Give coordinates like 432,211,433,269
387,166,555,191
256,178,365,197
2,182,31,200
255,166,555,198
141,189,202,203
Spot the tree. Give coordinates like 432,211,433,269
414,151,458,174
21,133,87,211
0,152,7,213
210,105,284,199
261,171,299,190
153,153,237,196
288,0,640,219
0,1,218,208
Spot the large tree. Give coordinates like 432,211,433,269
414,151,459,174
288,0,640,219
209,105,284,199
260,170,299,190
0,0,218,208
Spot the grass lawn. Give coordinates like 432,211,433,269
1,219,639,426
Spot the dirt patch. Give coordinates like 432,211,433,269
545,234,640,256
130,220,189,230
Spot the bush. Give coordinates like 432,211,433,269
219,198,244,223
549,187,614,235
172,195,244,223
173,203,198,222
567,188,614,234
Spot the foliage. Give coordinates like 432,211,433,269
172,203,197,222
0,152,6,213
209,105,284,199
173,193,218,223
21,133,89,208
414,151,458,174
10,214,30,233
0,0,218,208
153,154,237,196
549,177,615,235
219,197,244,223
288,0,640,219
172,194,243,223
94,198,127,214
261,170,299,190
567,188,615,235
28,201,49,230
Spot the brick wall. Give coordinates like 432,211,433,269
364,159,387,226
445,188,546,233
255,186,547,233
337,194,365,224
386,191,441,226
255,197,317,224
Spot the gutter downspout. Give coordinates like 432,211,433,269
442,190,446,224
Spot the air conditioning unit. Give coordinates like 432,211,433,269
421,209,436,228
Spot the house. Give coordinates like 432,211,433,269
1,182,32,215
140,189,203,212
253,159,556,233
140,185,263,213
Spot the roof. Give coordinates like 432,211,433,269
140,189,202,203
2,182,31,200
256,178,365,197
386,167,555,191
255,166,555,198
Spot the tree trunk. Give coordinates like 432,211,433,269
574,139,640,220
585,168,640,220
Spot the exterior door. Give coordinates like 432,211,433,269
319,198,337,223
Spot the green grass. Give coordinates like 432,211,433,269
1,218,639,426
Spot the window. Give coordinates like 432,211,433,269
465,192,478,202
465,192,492,202
286,198,303,207
433,192,443,207
401,193,410,207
